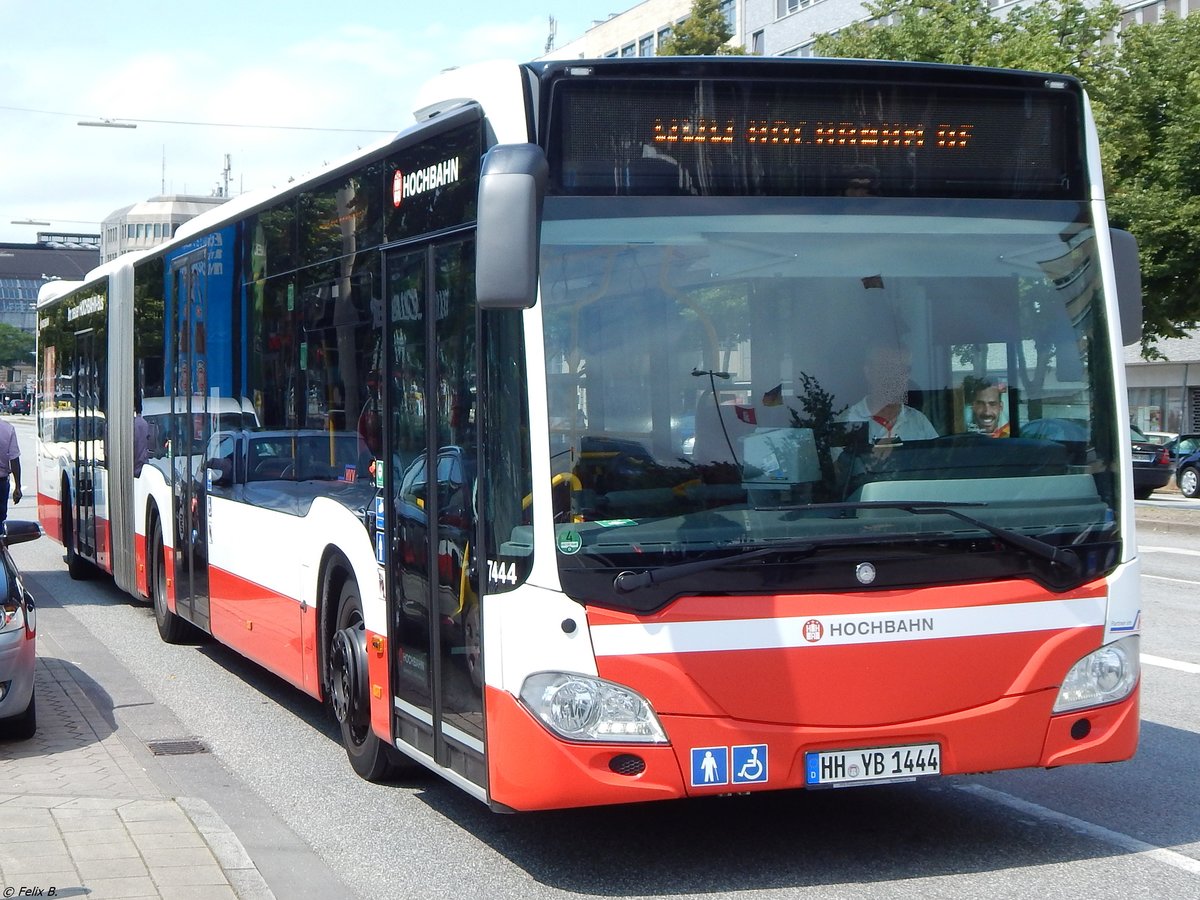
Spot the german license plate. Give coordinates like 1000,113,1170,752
805,742,941,787
1132,452,1154,463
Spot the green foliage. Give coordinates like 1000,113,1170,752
789,371,848,498
814,0,1002,66
0,322,35,368
657,0,746,56
1096,15,1200,348
813,0,1119,84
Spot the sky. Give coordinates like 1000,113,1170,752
0,0,624,244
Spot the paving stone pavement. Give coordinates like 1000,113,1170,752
0,656,274,900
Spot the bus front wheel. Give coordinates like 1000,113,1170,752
329,579,407,782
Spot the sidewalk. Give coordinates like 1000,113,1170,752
0,651,273,900
1134,491,1200,537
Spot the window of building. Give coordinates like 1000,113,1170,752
780,40,817,58
777,0,821,16
720,0,735,32
621,43,636,57
639,34,654,56
751,29,764,55
657,26,672,47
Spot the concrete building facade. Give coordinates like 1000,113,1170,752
547,0,735,58
100,194,229,263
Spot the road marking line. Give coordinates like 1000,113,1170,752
1142,654,1200,675
1140,545,1200,557
958,783,1200,876
1143,574,1200,586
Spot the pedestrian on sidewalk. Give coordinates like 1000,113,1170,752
0,414,22,534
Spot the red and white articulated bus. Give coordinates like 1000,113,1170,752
36,57,1144,811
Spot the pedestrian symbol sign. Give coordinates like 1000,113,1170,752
690,746,728,786
732,744,768,784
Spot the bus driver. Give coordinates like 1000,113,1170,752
842,343,938,444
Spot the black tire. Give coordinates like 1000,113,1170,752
1,690,36,740
1133,486,1154,501
1179,466,1200,499
62,493,92,581
328,578,407,781
150,519,191,644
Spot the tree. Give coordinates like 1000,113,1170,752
813,0,1119,89
1096,15,1200,349
0,322,33,368
657,0,745,56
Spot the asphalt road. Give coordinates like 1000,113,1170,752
8,415,1200,899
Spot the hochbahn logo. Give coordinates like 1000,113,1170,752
800,615,935,643
392,157,460,207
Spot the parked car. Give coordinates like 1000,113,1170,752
1166,432,1200,462
0,520,44,740
1174,441,1200,498
7,398,29,415
1141,430,1177,446
1131,424,1174,500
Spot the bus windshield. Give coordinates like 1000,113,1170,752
540,196,1121,608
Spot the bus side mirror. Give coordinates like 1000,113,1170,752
1110,228,1142,346
476,144,547,309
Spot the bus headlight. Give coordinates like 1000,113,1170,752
1053,636,1139,713
520,672,668,743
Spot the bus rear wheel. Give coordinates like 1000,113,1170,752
62,491,92,581
329,579,407,782
150,519,190,644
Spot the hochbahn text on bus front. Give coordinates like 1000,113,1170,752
36,57,1144,811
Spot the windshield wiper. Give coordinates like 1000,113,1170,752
613,539,817,594
611,501,1082,594
810,501,1083,576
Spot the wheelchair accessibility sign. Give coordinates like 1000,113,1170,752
732,744,768,784
691,744,768,787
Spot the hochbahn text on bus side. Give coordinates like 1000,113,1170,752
35,57,1144,812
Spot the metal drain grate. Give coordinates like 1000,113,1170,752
146,738,209,756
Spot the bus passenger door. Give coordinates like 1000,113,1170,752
72,329,100,564
385,238,484,787
169,250,211,631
